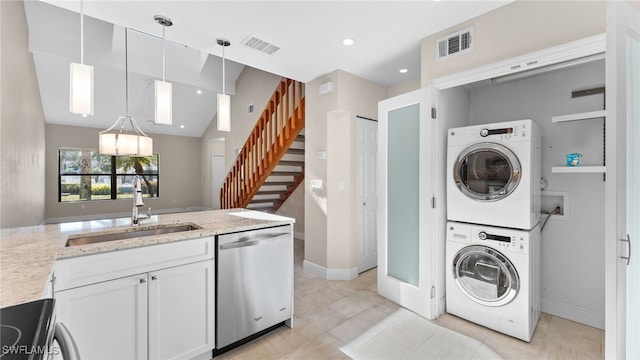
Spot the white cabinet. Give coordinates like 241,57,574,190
55,274,148,359
53,237,215,360
148,260,215,360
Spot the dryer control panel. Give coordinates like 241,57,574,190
447,119,534,145
473,229,528,253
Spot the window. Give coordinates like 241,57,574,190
59,148,159,202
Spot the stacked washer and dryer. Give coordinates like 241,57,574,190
445,119,541,342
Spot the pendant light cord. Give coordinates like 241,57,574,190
162,25,165,82
125,28,129,117
222,43,225,95
80,0,84,64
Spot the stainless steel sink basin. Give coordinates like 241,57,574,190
66,223,203,247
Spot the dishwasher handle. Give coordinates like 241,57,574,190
54,322,81,360
219,232,289,250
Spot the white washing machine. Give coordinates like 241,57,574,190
445,221,540,342
447,119,541,230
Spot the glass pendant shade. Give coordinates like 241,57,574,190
99,116,153,157
217,93,231,132
69,62,94,116
154,80,172,125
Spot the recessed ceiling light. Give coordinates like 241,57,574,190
180,125,185,129
342,38,354,46
399,68,409,74
196,90,202,95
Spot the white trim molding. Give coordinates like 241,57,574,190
302,260,358,281
541,297,605,330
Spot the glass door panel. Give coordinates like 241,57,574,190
387,103,420,286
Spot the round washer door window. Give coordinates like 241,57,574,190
453,142,521,202
452,245,519,307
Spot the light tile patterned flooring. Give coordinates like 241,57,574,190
216,239,604,359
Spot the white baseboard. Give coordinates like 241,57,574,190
303,260,358,281
294,231,305,240
541,297,604,330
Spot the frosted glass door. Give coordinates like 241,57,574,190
377,86,436,320
387,104,420,285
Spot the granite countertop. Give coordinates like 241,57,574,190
0,208,294,308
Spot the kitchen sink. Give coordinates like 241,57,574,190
65,223,203,247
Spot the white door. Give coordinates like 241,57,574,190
378,87,437,319
357,117,378,273
212,154,225,209
55,274,148,360
148,260,215,360
605,1,640,358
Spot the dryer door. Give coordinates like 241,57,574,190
453,142,521,202
452,245,519,307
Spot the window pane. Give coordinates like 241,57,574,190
60,175,112,202
59,149,110,174
115,155,158,175
116,175,158,199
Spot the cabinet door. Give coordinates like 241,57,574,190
378,86,436,320
148,260,215,360
55,274,148,360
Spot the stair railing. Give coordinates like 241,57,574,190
220,78,305,209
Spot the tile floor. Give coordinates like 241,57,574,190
216,239,604,359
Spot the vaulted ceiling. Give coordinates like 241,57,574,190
24,0,514,137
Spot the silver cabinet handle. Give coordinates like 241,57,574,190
140,278,147,283
151,275,158,281
621,235,631,266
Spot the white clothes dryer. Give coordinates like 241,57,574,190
445,221,540,342
447,119,541,230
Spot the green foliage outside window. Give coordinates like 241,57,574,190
58,149,159,202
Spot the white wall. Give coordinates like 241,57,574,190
462,59,606,328
421,1,606,85
0,0,46,228
304,70,386,277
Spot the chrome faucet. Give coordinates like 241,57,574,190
132,175,145,225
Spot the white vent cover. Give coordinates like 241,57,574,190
241,35,280,55
436,27,473,62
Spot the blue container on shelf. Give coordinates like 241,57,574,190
566,153,582,167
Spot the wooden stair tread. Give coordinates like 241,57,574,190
249,198,277,204
277,160,305,167
256,190,287,195
270,171,303,176
263,181,295,186
286,148,305,155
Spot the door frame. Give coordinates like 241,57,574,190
356,116,378,273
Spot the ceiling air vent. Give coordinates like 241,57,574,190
241,35,280,55
436,27,473,62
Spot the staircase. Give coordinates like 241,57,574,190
220,78,305,212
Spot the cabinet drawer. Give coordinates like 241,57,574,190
54,236,215,291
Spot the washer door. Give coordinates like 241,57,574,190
453,142,521,202
452,245,519,307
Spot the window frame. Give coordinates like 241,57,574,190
58,148,159,203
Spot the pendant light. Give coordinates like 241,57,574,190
217,38,231,132
99,28,153,157
69,0,94,116
153,15,173,125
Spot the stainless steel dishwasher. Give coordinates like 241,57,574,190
216,224,293,350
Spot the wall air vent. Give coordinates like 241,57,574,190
436,27,473,62
241,35,280,55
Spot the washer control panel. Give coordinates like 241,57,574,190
474,229,527,253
